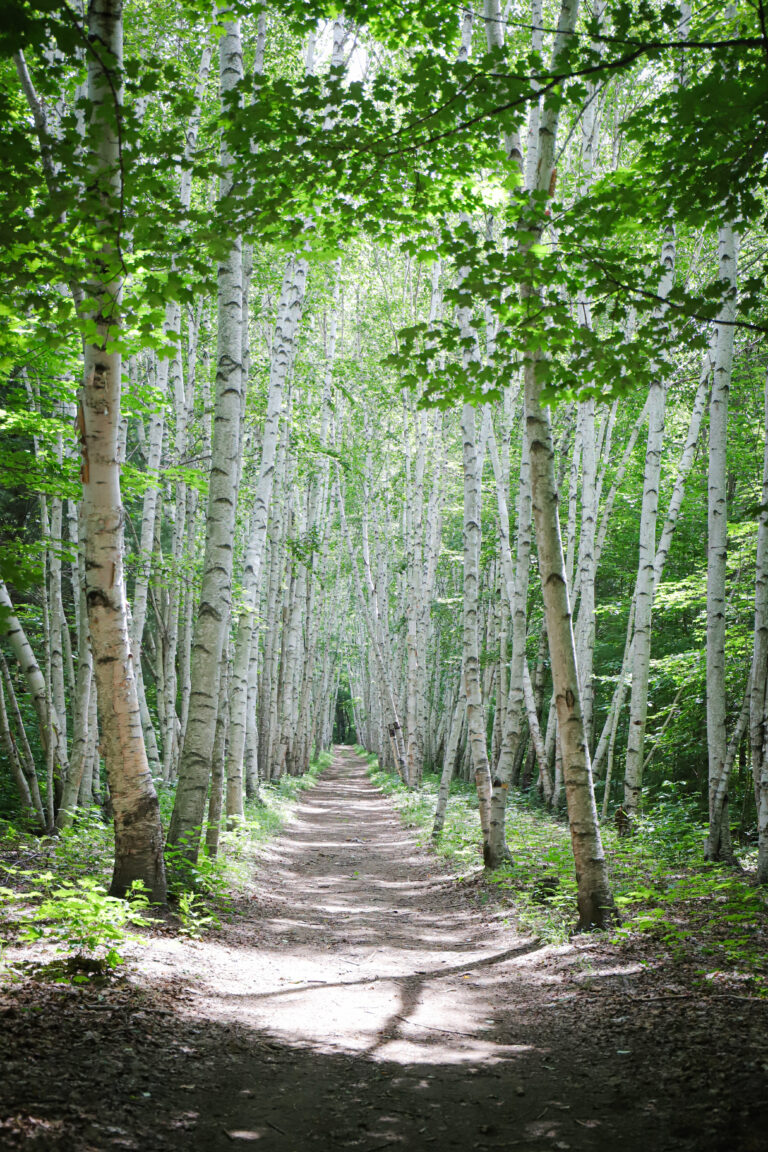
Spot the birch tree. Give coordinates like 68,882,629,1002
168,13,245,860
622,228,675,815
78,0,166,900
705,221,739,862
751,366,768,884
519,0,616,928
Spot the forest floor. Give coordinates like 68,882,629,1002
1,747,768,1151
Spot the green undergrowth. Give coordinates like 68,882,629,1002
0,752,329,980
365,753,768,987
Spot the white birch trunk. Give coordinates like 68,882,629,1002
593,351,710,786
79,0,165,900
705,222,738,862
0,652,45,828
521,0,615,928
432,682,466,840
337,475,408,782
623,227,676,813
0,667,36,822
177,484,199,755
225,255,306,819
48,484,68,752
0,581,68,812
752,366,768,883
205,641,230,858
486,412,532,865
168,15,244,858
56,525,93,830
257,467,288,782
574,394,598,741
461,403,493,858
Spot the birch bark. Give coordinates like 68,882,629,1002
486,413,531,866
0,667,36,823
167,13,244,859
258,440,289,781
461,403,493,858
520,0,615,927
752,367,768,883
205,641,231,858
0,652,45,828
56,523,93,829
224,254,306,818
623,227,676,814
79,0,165,900
705,221,738,862
432,681,466,840
131,43,211,662
593,352,710,786
0,581,68,811
337,475,408,783
571,9,604,742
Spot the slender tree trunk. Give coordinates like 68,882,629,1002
48,484,68,756
623,228,676,813
574,395,598,741
82,686,100,804
432,682,465,840
486,413,531,865
244,641,260,798
56,532,93,830
520,0,616,928
752,366,768,883
0,653,45,828
79,0,165,900
0,581,69,808
206,641,230,859
337,473,409,783
461,404,493,857
258,454,288,782
225,255,306,820
705,221,738,862
593,350,711,784
167,15,245,860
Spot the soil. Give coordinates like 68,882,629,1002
1,747,767,1151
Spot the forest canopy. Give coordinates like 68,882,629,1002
0,0,766,933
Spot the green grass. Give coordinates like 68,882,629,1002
366,756,768,984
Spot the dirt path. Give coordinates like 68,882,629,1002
1,749,767,1150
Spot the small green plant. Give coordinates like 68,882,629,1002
164,832,228,898
176,891,220,938
0,820,19,842
15,877,153,979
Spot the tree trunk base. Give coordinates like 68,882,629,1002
484,842,513,870
575,890,620,932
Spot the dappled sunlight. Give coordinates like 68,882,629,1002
6,752,765,1151
139,754,551,1072
135,752,559,1096
160,934,548,1063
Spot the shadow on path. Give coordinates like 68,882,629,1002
1,748,767,1150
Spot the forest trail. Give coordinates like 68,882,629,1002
2,749,766,1151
